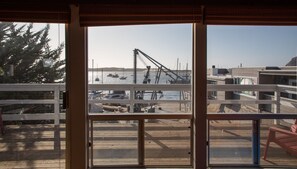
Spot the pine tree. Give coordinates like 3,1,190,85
0,22,65,83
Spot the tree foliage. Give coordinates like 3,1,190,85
0,22,65,83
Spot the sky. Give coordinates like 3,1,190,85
88,24,192,70
28,23,297,69
208,26,297,68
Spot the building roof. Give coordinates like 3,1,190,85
259,70,297,76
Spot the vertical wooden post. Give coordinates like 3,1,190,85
193,23,207,169
130,87,135,113
90,120,94,168
252,120,260,165
66,5,88,169
274,90,280,125
138,119,145,166
0,108,4,135
54,86,60,125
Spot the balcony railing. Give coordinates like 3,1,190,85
1,84,295,123
0,83,296,168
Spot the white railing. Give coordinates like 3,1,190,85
0,84,296,125
0,84,65,125
0,83,296,168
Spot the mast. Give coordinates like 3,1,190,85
92,59,94,84
176,58,179,80
133,49,138,84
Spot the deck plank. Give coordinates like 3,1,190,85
0,118,296,168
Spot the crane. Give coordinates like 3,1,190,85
134,49,190,84
131,49,190,112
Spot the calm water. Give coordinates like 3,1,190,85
88,70,191,100
88,70,190,84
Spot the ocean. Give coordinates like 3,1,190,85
88,70,181,84
88,70,191,100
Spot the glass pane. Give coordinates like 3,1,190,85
207,25,297,115
88,24,193,167
91,120,138,166
207,25,297,167
145,119,191,165
209,120,253,164
0,22,66,168
88,24,192,114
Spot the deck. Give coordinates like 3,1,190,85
0,119,296,169
0,84,296,168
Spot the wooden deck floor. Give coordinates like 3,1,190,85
0,119,296,168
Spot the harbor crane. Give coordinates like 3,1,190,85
131,49,190,112
133,49,190,85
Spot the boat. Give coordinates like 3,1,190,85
112,73,119,78
103,90,128,100
107,73,118,78
119,69,127,80
95,65,100,81
103,90,128,106
119,76,127,80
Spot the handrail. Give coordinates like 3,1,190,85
89,113,192,121
207,113,297,120
0,83,295,125
207,84,278,91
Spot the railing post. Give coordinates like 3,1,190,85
252,120,260,166
130,87,135,113
54,86,60,125
90,120,94,168
138,119,145,166
274,90,280,125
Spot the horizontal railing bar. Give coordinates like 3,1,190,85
88,99,191,104
89,84,191,91
207,113,297,120
89,113,192,121
91,165,192,168
207,84,277,91
277,84,297,92
2,113,65,121
207,100,277,104
0,99,57,104
0,84,65,91
0,84,294,93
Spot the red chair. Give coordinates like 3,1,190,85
263,120,297,160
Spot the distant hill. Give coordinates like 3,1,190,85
88,67,147,71
286,56,297,66
88,67,192,72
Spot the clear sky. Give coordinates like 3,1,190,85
208,26,297,68
29,23,297,69
88,24,192,70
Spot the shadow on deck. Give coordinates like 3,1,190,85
0,119,296,168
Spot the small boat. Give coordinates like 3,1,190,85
119,69,127,80
119,76,127,80
112,73,119,78
95,77,100,81
107,73,113,77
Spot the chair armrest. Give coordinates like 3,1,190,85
269,127,297,137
